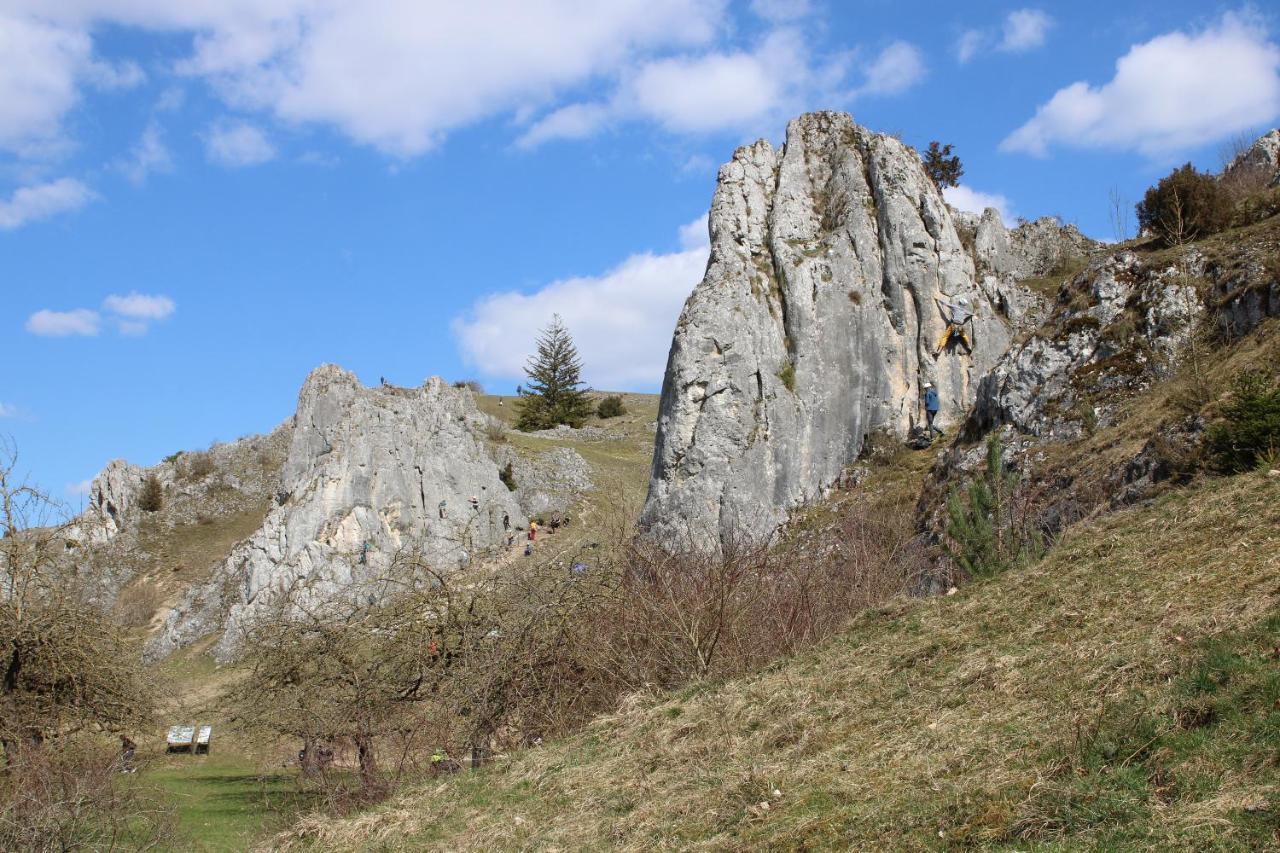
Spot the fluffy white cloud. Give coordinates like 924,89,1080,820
854,41,925,97
955,9,1053,64
453,217,709,388
204,120,275,167
943,185,1015,224
116,121,173,184
0,13,90,154
103,292,175,320
1000,9,1053,53
25,308,101,337
0,178,96,230
521,28,849,145
1003,12,1280,157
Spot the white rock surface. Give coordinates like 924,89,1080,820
1224,128,1280,188
640,112,1013,550
149,366,523,660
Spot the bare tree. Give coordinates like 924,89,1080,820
0,438,163,850
1107,186,1130,243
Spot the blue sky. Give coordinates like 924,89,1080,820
3,0,1278,500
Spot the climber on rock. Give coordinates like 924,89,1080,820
933,294,974,357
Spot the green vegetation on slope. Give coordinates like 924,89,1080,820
280,470,1280,850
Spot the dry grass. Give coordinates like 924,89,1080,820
273,466,1280,851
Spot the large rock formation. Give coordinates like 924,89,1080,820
641,112,1014,550
149,366,523,660
1223,128,1280,188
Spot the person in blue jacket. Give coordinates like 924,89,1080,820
923,382,942,437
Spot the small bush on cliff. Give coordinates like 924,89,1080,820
596,395,626,419
499,462,517,491
945,435,1039,578
516,315,595,431
137,474,163,512
1207,371,1280,473
923,141,963,190
1136,164,1230,246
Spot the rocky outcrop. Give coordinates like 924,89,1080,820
1223,129,1280,188
496,445,593,519
149,366,523,661
968,251,1204,441
80,460,147,542
641,112,1014,551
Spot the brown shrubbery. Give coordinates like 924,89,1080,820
229,495,924,807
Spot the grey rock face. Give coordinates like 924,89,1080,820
641,112,1012,550
497,445,594,519
1224,128,1280,188
968,251,1205,440
149,366,523,660
80,460,147,543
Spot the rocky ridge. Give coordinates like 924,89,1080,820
148,366,524,660
641,111,1016,550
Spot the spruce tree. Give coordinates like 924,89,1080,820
944,435,1030,578
516,315,595,431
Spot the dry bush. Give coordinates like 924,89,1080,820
113,580,163,628
179,450,215,481
0,739,174,852
229,496,923,809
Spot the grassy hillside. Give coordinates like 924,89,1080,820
280,469,1280,850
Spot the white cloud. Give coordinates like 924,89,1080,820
453,217,710,388
955,9,1053,64
103,291,176,335
204,120,275,167
116,121,172,184
67,479,93,498
956,29,984,64
749,0,811,23
517,103,612,149
0,12,90,154
943,185,1015,224
0,178,96,230
1003,12,1280,158
520,28,852,146
854,41,925,97
103,292,175,320
1000,10,1053,53
25,308,101,337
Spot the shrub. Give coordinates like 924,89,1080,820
1206,371,1280,473
945,435,1040,578
137,474,163,512
1136,164,1230,246
180,450,215,481
499,462,517,492
114,581,162,628
453,379,485,394
596,395,626,419
777,361,796,392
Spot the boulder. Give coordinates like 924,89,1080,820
640,112,1012,551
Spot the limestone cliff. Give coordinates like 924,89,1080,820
149,366,523,660
641,112,1013,550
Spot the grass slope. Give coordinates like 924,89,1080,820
282,470,1280,851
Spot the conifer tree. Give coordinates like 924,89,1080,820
944,435,1030,578
923,141,963,190
516,315,594,431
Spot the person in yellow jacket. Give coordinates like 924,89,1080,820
933,294,974,357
